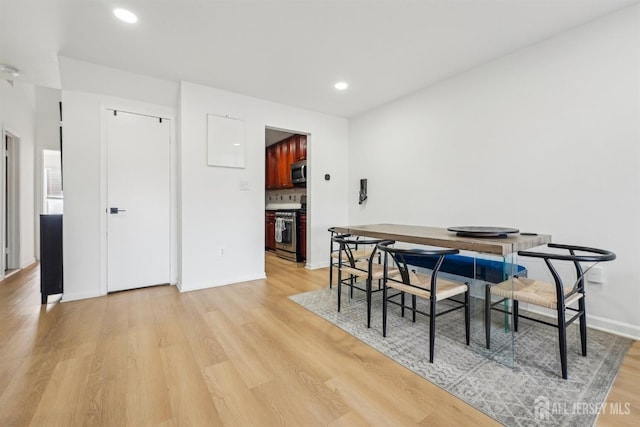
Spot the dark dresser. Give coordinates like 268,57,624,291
40,214,63,304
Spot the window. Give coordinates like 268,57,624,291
43,149,63,214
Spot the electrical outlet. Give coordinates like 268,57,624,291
219,248,225,256
586,266,603,284
239,181,249,191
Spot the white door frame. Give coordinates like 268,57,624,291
0,127,21,279
99,103,177,295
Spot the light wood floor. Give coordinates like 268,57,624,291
0,254,637,426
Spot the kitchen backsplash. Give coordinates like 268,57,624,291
266,188,307,205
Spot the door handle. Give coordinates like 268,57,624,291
109,207,127,214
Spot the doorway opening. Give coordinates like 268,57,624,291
264,127,309,266
3,131,20,278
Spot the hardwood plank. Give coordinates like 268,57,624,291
29,354,94,426
597,340,640,426
159,343,223,425
125,327,174,426
203,308,275,388
203,361,278,426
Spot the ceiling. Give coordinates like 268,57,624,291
1,0,637,117
265,128,295,147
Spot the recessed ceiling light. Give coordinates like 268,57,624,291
334,81,349,90
114,8,138,24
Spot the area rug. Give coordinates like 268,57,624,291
289,287,633,427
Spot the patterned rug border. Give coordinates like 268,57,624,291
289,287,632,427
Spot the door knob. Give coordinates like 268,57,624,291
109,207,127,214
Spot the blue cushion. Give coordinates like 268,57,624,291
401,254,526,283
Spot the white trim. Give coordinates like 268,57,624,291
582,315,640,341
99,102,177,295
520,305,640,340
20,256,36,269
61,290,106,302
178,273,266,292
6,132,20,270
0,127,22,277
305,260,330,270
0,124,5,280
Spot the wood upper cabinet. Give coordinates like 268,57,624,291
278,142,293,188
266,134,305,189
266,147,278,189
294,135,307,161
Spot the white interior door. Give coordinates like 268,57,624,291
107,110,170,292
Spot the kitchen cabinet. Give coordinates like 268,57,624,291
266,146,278,189
293,135,307,161
298,212,306,261
265,211,276,251
278,142,292,188
265,134,306,190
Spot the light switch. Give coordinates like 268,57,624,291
239,181,250,191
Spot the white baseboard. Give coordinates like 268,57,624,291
587,315,640,341
305,260,330,270
521,305,639,341
20,257,36,269
61,290,106,302
178,273,266,292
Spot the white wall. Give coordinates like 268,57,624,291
179,82,348,291
59,58,179,301
348,6,640,338
0,81,36,269
58,58,348,299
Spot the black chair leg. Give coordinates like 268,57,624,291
382,283,388,337
465,289,470,345
366,278,372,328
429,297,436,363
485,284,492,349
337,266,342,312
513,300,519,332
558,307,568,379
401,292,405,318
412,295,417,323
350,276,354,298
329,259,333,288
579,297,587,357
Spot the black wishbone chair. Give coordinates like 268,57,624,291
378,241,470,363
332,235,396,328
485,243,616,379
328,227,375,288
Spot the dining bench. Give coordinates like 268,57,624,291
401,253,526,283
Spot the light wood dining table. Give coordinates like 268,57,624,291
332,223,551,256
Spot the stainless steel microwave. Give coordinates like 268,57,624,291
291,160,307,184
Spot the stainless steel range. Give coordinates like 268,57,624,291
275,210,298,262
